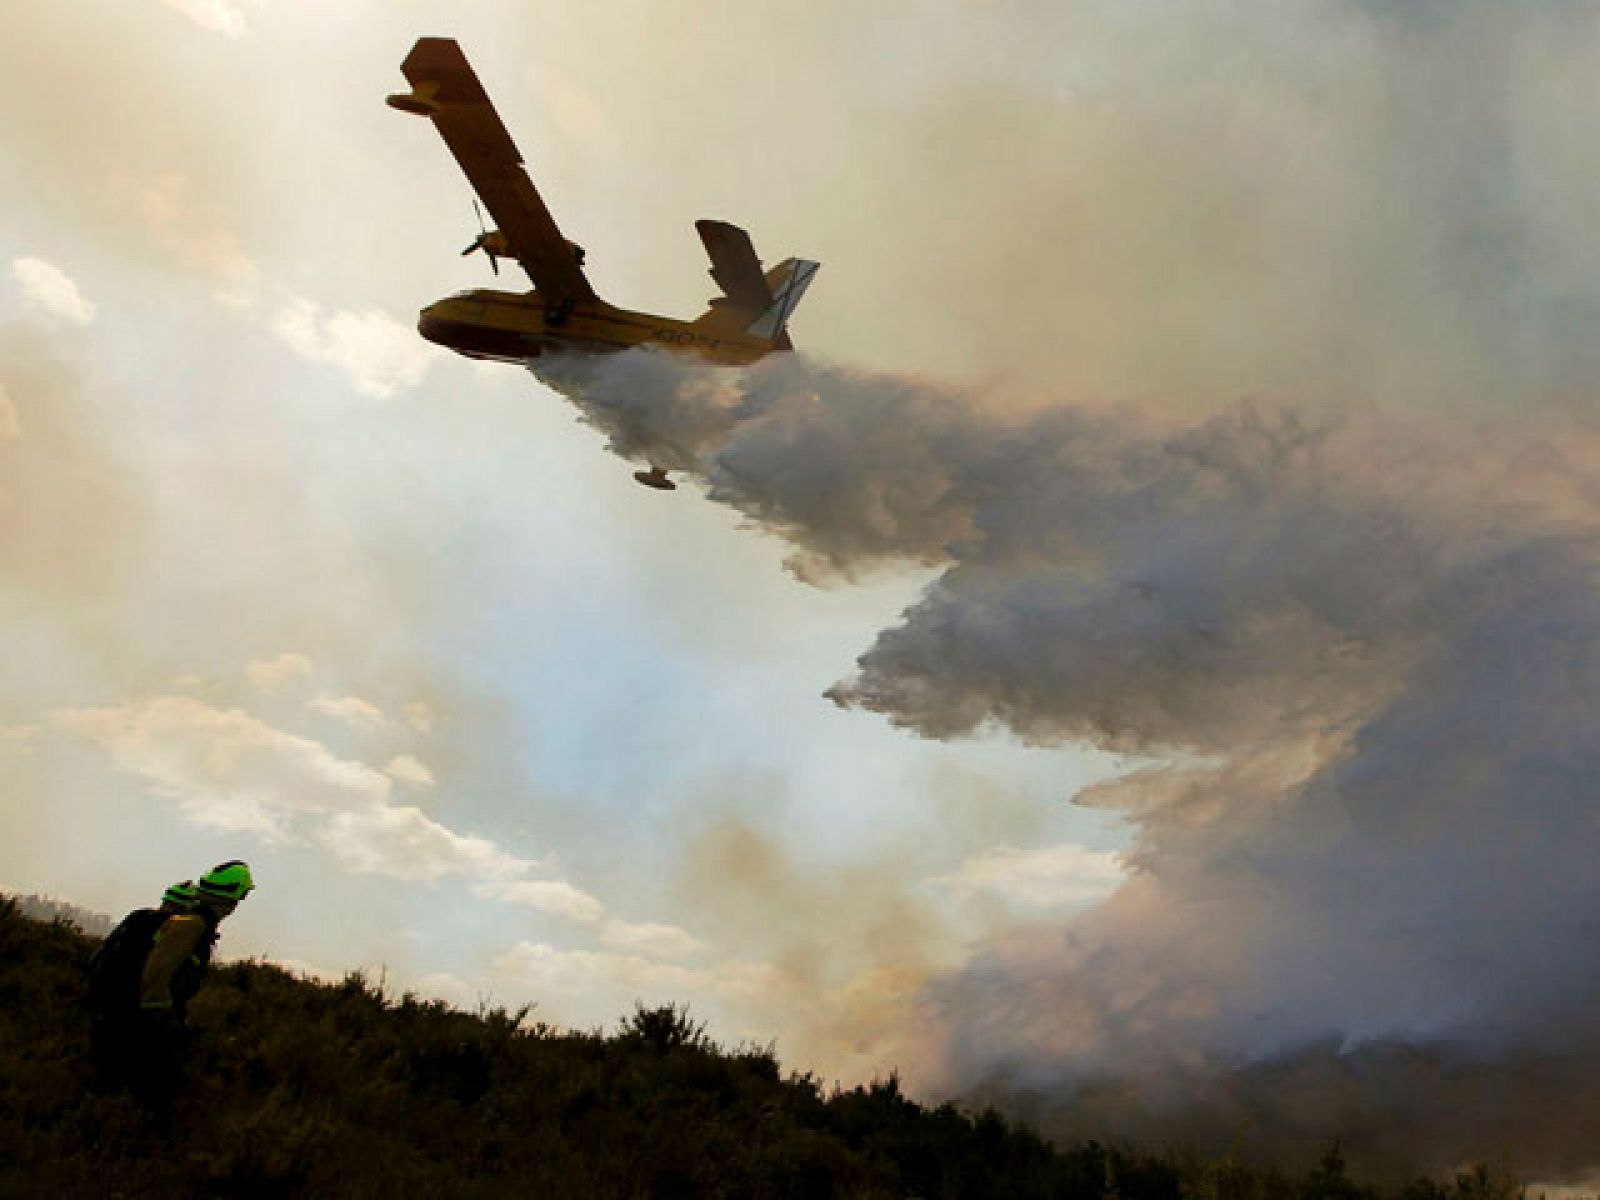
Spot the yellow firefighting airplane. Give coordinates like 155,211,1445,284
387,37,819,489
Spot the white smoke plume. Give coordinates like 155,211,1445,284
525,4,1600,1177
528,343,1600,1176
9,0,1600,1180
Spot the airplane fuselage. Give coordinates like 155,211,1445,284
418,289,777,367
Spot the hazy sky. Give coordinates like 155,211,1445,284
0,0,1132,1082
7,0,1600,1182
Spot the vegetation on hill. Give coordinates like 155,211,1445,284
11,892,112,936
0,897,1535,1199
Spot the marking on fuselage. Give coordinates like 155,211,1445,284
651,328,721,349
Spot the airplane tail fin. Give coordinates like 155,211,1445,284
691,220,818,347
744,258,820,342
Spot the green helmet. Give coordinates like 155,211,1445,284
197,860,255,904
161,879,200,910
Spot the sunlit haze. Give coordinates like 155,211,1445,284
6,0,1600,1183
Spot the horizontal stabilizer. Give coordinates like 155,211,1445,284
746,258,820,340
696,220,772,311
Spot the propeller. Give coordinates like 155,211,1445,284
460,198,500,276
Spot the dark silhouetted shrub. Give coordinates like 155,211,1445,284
0,898,1542,1200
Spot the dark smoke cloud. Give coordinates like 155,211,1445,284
530,4,1600,1174
532,342,1600,1177
8,0,1580,1177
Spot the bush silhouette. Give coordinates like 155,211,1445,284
0,897,1539,1199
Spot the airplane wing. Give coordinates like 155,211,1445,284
695,220,772,311
395,38,596,308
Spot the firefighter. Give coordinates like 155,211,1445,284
139,860,254,1022
87,861,254,1105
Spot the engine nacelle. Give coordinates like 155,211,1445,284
474,233,582,265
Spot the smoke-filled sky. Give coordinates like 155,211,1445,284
6,0,1600,1183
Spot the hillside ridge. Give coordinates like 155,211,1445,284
0,897,1525,1199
